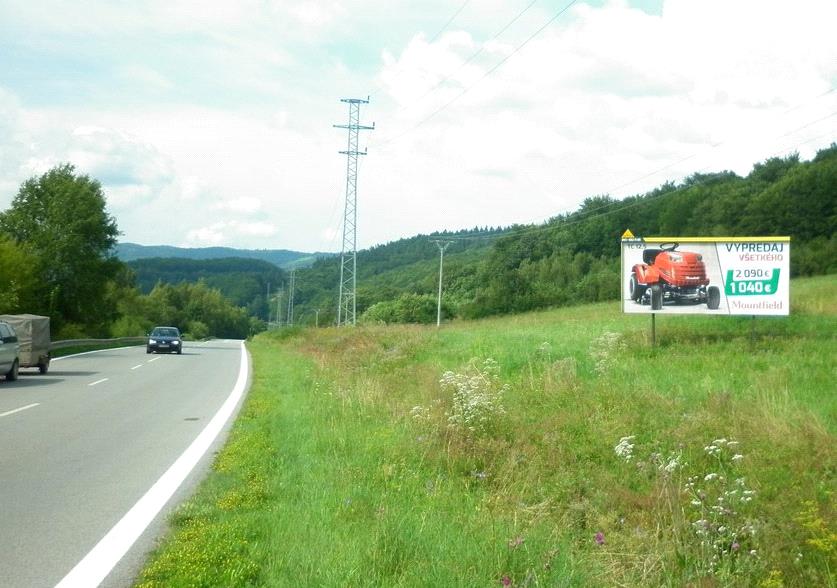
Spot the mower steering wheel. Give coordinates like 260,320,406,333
660,242,679,252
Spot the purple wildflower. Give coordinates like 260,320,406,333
501,575,512,586
595,531,605,545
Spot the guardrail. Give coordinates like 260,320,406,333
50,337,147,351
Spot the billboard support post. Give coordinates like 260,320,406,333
651,313,656,346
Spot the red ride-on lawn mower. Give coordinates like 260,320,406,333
629,242,721,311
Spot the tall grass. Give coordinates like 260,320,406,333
137,275,836,587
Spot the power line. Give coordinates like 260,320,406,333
378,0,579,148
469,129,837,243
441,96,837,242
400,0,540,114
428,0,472,43
416,112,835,248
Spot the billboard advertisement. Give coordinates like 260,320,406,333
621,233,790,316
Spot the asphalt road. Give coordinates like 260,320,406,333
0,339,250,588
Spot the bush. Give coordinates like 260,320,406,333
185,320,210,341
362,293,451,324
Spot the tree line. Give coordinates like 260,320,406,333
0,164,261,339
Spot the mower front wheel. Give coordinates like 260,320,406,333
707,286,720,310
629,272,646,302
650,285,663,310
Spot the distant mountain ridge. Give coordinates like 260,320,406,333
115,242,332,269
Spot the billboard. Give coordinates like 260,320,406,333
621,233,790,316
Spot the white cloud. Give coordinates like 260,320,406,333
185,223,226,246
117,65,173,90
184,220,277,246
211,197,263,214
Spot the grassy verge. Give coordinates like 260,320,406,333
137,274,836,587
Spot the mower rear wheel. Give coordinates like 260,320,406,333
707,286,720,310
629,272,645,301
650,285,663,310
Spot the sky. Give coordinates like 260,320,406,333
0,0,835,252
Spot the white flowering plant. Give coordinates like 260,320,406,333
614,435,761,582
440,358,508,436
683,438,759,577
589,331,626,375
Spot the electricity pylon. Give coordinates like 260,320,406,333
334,97,374,326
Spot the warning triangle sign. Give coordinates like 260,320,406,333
621,229,635,239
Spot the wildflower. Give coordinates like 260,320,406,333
614,436,635,461
443,359,507,435
595,531,605,545
691,500,702,507
749,550,757,556
501,575,512,586
508,536,525,549
732,454,744,462
731,542,740,551
704,473,719,482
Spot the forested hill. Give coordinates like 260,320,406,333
128,257,285,321
116,242,328,269
290,228,507,326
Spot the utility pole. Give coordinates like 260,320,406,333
315,309,320,328
432,240,453,327
286,269,296,326
276,285,284,327
266,282,271,324
334,97,374,326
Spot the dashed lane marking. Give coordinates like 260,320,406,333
0,403,40,419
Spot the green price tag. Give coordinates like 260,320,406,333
725,269,780,296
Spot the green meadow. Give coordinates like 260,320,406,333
137,274,835,587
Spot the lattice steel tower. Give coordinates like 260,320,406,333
334,97,374,326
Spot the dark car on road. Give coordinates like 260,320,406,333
147,326,182,354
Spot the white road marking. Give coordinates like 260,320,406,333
0,403,40,419
56,341,250,588
148,357,161,363
52,346,143,361
88,378,108,387
131,364,143,370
